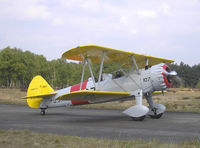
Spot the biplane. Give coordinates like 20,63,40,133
24,45,177,121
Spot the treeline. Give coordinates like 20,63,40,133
0,47,200,89
170,62,200,88
0,47,118,89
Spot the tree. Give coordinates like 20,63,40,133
0,46,199,89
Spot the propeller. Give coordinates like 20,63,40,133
163,70,177,76
165,69,181,84
162,65,181,85
168,71,177,76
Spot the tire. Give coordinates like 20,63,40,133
131,115,145,121
40,110,45,115
150,113,163,119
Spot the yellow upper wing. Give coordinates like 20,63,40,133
57,90,130,103
62,45,174,68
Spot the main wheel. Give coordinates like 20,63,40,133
131,115,145,121
150,113,163,119
40,110,45,115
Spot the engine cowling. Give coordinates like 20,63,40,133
150,63,173,91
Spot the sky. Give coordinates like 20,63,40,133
0,0,200,66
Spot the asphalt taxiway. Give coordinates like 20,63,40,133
0,104,199,143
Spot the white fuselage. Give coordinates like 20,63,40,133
40,63,169,109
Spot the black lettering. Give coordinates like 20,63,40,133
143,77,150,82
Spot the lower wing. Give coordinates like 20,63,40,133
56,90,130,103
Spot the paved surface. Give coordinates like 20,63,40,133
0,104,200,143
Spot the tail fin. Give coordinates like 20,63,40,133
25,75,56,108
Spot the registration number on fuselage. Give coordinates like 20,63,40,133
143,77,151,82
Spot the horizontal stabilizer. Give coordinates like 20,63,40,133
57,90,130,103
22,92,57,99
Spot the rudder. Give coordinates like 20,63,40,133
26,75,54,108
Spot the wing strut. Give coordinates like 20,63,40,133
98,51,105,86
86,58,96,89
80,58,87,90
131,55,139,74
145,58,149,70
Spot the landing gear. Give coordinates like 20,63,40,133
40,109,46,115
123,90,149,121
40,110,45,115
149,107,163,119
145,93,166,119
131,115,146,121
150,113,163,119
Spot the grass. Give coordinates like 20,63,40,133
0,88,200,112
0,129,199,148
0,88,26,105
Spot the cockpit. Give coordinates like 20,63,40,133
112,70,124,79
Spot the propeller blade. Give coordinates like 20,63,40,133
168,71,177,76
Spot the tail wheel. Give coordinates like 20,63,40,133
150,113,163,119
131,115,145,121
40,110,45,115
